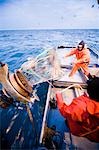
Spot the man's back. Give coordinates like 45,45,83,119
56,93,99,142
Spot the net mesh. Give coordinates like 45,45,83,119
20,48,64,85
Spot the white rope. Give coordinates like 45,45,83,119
60,84,83,93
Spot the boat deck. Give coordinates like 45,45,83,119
40,83,99,150
0,47,99,150
39,48,99,150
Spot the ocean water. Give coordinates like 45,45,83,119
0,29,99,72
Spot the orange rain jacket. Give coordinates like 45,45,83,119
56,92,99,142
65,48,90,76
66,48,90,64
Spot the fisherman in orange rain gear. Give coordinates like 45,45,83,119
65,41,90,77
56,76,99,143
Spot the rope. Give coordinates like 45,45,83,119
80,126,99,137
60,83,83,93
26,104,38,145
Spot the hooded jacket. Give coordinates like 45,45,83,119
56,92,99,142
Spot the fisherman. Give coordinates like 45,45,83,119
65,41,91,77
56,76,99,142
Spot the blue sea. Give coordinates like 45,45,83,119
0,29,99,72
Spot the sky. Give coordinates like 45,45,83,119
0,0,99,30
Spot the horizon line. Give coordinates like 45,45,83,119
0,28,99,31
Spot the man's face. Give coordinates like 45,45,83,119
78,44,83,51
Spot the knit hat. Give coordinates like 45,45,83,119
79,40,85,46
78,40,85,49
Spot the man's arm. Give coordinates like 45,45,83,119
56,92,86,122
65,48,76,57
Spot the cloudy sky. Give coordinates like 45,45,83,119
0,0,99,30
